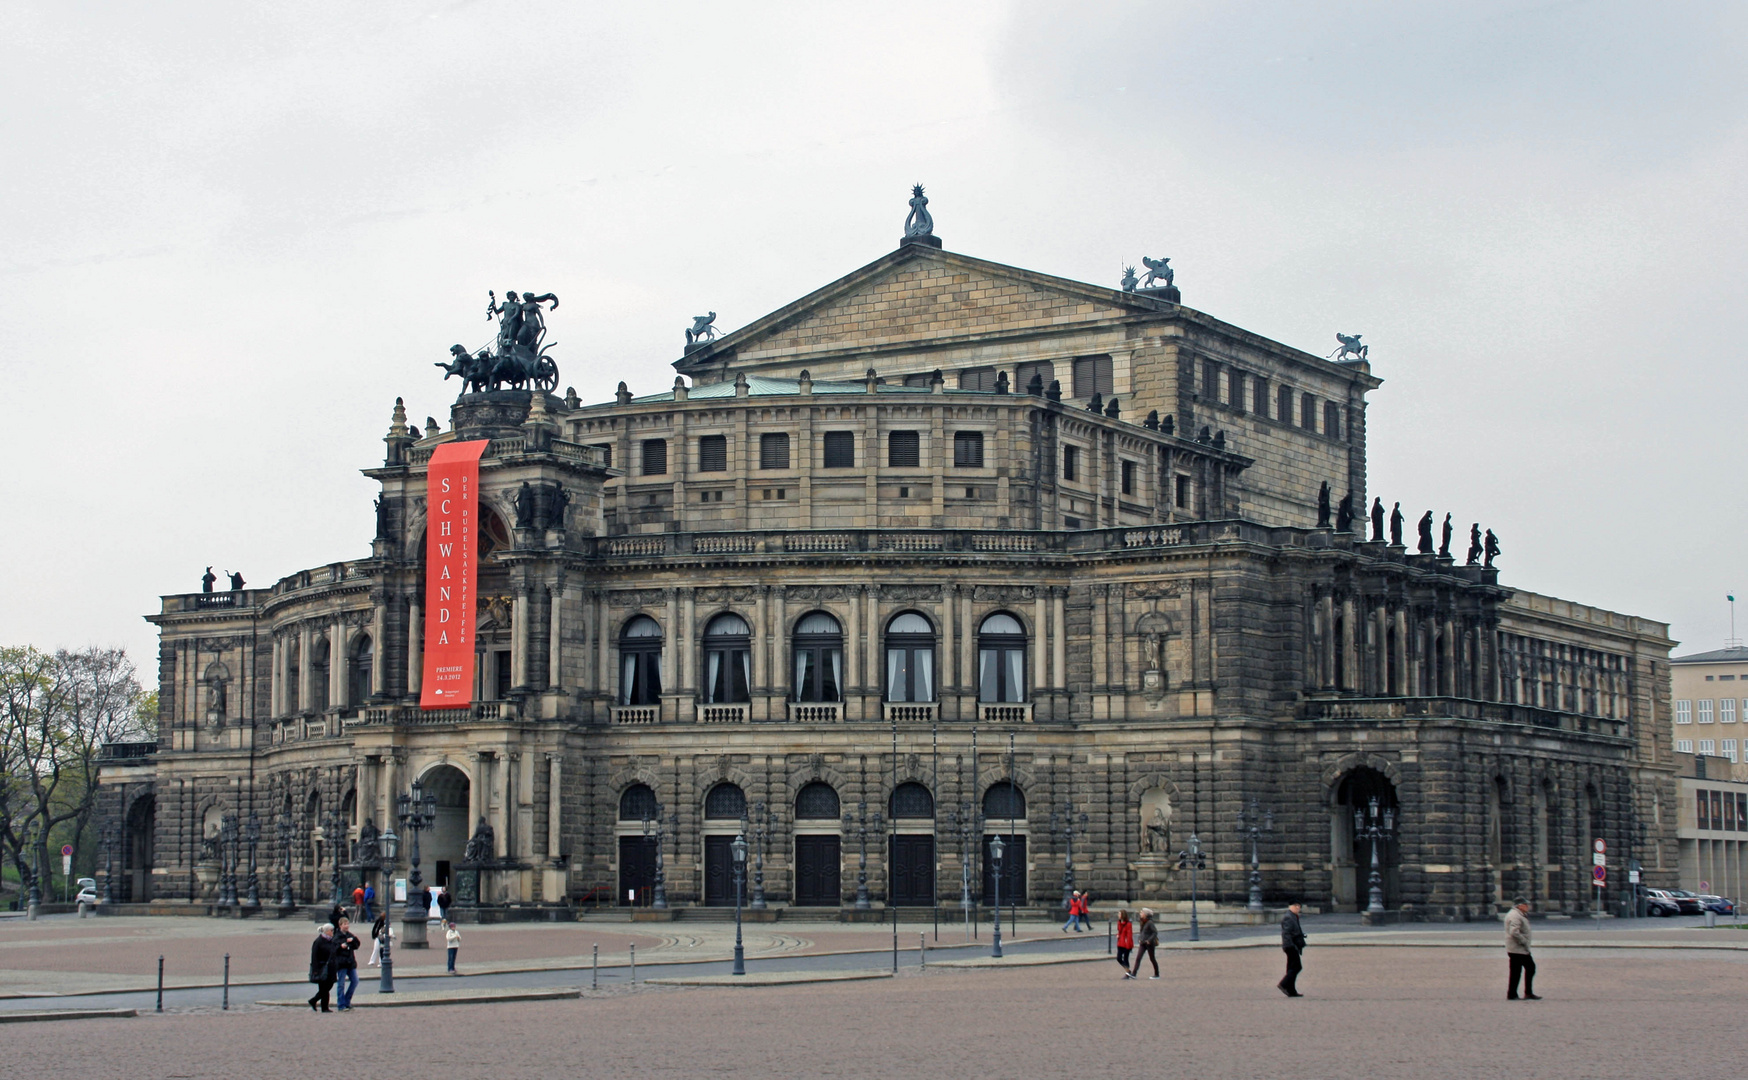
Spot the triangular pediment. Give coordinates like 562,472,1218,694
676,245,1168,371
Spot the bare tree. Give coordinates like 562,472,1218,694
0,646,144,897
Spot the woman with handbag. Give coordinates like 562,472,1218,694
307,924,338,1012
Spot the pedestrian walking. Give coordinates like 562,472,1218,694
331,915,362,1010
1062,890,1082,932
1505,897,1540,1000
420,885,434,923
307,924,338,1013
437,887,453,922
361,884,375,923
1125,908,1159,979
1076,890,1094,931
445,920,462,974
352,885,365,914
367,911,393,967
1278,901,1306,997
1115,908,1134,973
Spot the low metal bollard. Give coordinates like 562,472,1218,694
1707,909,1718,929
629,942,636,985
919,932,926,969
156,955,164,1013
1107,919,1113,954
592,943,599,990
222,954,230,1010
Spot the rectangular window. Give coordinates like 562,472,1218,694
1722,674,1737,681
1714,790,1726,830
1699,700,1715,724
1676,700,1692,724
1301,393,1317,431
1277,385,1294,425
1700,739,1716,755
1073,355,1114,398
959,367,999,392
1677,739,1693,754
1252,376,1270,418
592,443,613,469
1324,401,1342,439
1063,516,1081,529
1015,360,1054,394
1699,791,1711,829
1738,792,1747,831
1121,460,1136,496
1724,739,1739,763
1063,445,1079,481
698,434,727,472
952,431,984,468
640,439,667,476
888,430,920,467
902,373,933,388
761,488,787,500
1723,699,1737,724
1175,475,1190,509
822,431,855,468
1202,360,1220,401
1228,369,1246,411
759,432,790,470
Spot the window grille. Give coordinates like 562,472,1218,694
705,783,746,820
795,782,840,819
618,784,658,822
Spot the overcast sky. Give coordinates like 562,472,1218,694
3,1,1744,667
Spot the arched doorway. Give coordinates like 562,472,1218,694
982,781,1027,905
419,765,471,897
793,782,841,906
1332,768,1399,912
703,782,746,906
123,794,156,902
617,784,660,906
889,782,935,906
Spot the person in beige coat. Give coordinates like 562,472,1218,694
1505,897,1540,1000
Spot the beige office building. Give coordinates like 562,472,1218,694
1671,646,1748,771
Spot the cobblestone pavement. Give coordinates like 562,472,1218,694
6,944,1742,1077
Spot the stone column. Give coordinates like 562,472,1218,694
753,587,769,691
371,602,386,696
960,587,975,702
548,585,564,692
511,589,529,689
516,751,534,861
864,583,879,691
547,754,563,858
772,589,786,698
1340,595,1357,691
380,754,398,831
494,752,511,859
1443,614,1457,697
682,588,696,693
407,601,422,697
665,589,679,689
359,756,376,830
940,586,955,693
297,625,314,713
1033,592,1047,700
469,753,486,832
1052,587,1067,691
331,618,347,708
1391,608,1407,697
1091,585,1109,699
271,636,284,717
1316,593,1334,690
595,593,609,696
1374,601,1390,695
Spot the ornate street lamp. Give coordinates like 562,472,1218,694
1053,803,1088,914
749,802,769,911
25,821,42,916
324,811,345,907
220,815,241,908
1238,798,1274,914
641,803,670,909
989,833,1005,958
731,832,748,976
277,809,296,910
952,805,974,939
1354,795,1395,916
1176,833,1207,942
377,826,400,992
244,812,262,909
397,781,437,947
842,802,883,911
100,824,116,905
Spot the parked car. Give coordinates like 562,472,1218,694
1668,890,1706,915
74,878,98,905
1644,889,1682,916
1697,894,1736,915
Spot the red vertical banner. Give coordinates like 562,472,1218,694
420,439,489,709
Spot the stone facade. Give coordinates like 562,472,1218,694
101,241,1679,920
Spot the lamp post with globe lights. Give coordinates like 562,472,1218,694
397,781,437,948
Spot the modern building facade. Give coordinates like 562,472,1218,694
1670,645,1748,767
99,219,1680,920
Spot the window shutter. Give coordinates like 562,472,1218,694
759,432,790,470
698,435,727,472
953,431,984,467
822,431,855,468
641,439,667,476
888,431,920,467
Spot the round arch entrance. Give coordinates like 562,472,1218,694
419,764,472,895
1332,767,1399,913
123,794,156,902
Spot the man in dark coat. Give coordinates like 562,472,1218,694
1278,902,1307,997
307,924,338,1012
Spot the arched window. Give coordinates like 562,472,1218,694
795,782,840,820
705,782,747,821
983,781,1025,821
977,613,1027,703
703,614,752,704
619,783,659,822
792,612,843,703
890,782,934,819
311,637,331,712
349,635,373,707
619,616,663,706
885,612,936,703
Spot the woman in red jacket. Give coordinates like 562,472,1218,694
1115,908,1133,972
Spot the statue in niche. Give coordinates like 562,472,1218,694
546,484,570,530
1316,483,1331,528
1417,511,1435,554
1370,497,1385,542
514,482,536,528
1139,788,1174,855
904,184,934,238
1484,529,1501,567
374,497,389,539
355,820,380,866
1335,491,1354,533
1467,523,1483,565
1389,502,1404,547
1439,513,1453,558
463,817,494,863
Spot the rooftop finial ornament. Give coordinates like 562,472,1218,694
901,184,941,248
1330,333,1368,362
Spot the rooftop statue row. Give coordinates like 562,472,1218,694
1318,485,1502,567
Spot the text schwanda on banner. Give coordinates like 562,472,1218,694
420,439,489,709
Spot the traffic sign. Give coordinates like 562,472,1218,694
1593,866,1607,883
60,844,73,857
1593,851,1607,867
61,855,71,875
1594,838,1606,854
1628,870,1640,883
